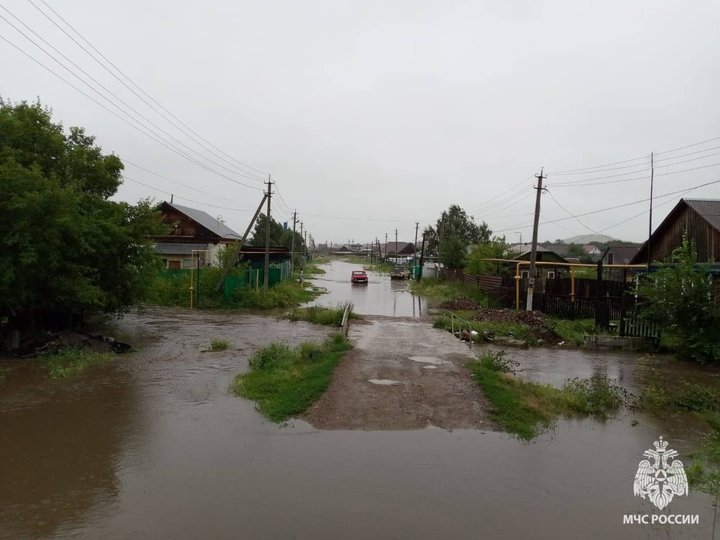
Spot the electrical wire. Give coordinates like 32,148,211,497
0,9,266,185
122,175,251,211
546,190,598,234
27,0,268,178
0,31,264,192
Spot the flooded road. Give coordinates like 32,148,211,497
309,260,426,317
1,303,719,537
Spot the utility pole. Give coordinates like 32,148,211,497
384,233,388,259
526,168,546,311
438,213,445,270
413,222,419,276
647,152,654,272
394,229,398,260
263,176,272,290
290,210,298,274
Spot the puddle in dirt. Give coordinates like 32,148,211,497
368,379,402,385
1,307,718,539
307,260,426,317
408,355,445,365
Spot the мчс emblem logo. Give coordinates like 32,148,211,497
633,436,688,510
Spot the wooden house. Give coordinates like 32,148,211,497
152,201,242,269
631,199,720,264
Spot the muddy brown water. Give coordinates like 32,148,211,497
309,260,426,317
1,264,719,539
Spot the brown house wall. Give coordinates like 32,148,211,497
649,206,720,263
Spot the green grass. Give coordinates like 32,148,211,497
43,347,115,378
209,338,231,352
468,351,624,439
411,277,489,305
637,379,720,494
551,319,595,346
229,279,322,309
302,263,326,275
285,305,358,326
433,314,536,344
0,366,10,381
231,334,352,422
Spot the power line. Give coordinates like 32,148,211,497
546,189,598,234
494,177,720,233
122,175,251,211
0,30,264,192
553,160,720,188
0,9,266,185
27,0,268,179
549,135,720,176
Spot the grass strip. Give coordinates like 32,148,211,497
468,351,624,440
285,305,359,326
44,347,115,378
232,334,351,422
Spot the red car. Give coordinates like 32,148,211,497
351,270,368,284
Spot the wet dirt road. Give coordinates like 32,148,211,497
1,273,719,537
305,317,493,430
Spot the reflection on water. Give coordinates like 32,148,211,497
309,260,425,317
0,307,717,539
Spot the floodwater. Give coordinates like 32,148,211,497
309,260,426,317
1,308,719,537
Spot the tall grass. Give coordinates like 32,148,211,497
147,269,321,309
209,338,231,352
286,305,358,326
43,348,114,378
469,351,624,439
232,334,351,422
411,277,489,305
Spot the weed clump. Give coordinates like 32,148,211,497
209,338,231,352
469,350,624,440
43,347,114,378
233,334,352,422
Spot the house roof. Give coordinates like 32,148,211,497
154,242,209,256
165,202,242,240
683,199,720,230
604,245,640,264
384,242,416,253
631,198,720,263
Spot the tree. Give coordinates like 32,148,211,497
0,99,163,328
423,205,491,269
465,238,508,275
639,235,720,364
249,214,305,258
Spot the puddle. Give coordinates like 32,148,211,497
408,355,445,365
422,365,438,370
368,379,402,386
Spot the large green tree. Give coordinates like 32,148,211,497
0,100,162,325
423,205,492,269
249,214,305,254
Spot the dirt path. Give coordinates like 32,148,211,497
304,316,495,430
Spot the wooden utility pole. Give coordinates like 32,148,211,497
526,168,545,311
263,176,272,290
290,210,297,274
394,229,398,260
384,233,388,259
418,233,426,281
438,213,445,270
647,152,654,271
413,222,419,274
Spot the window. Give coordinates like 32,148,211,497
608,253,614,264
547,271,555,279
182,258,193,269
521,270,529,278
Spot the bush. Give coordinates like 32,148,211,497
209,338,231,352
639,236,720,363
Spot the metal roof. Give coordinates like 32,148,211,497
167,202,242,239
683,199,720,231
154,243,209,256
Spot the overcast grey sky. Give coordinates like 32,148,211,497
3,0,720,245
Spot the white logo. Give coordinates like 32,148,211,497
633,436,688,510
